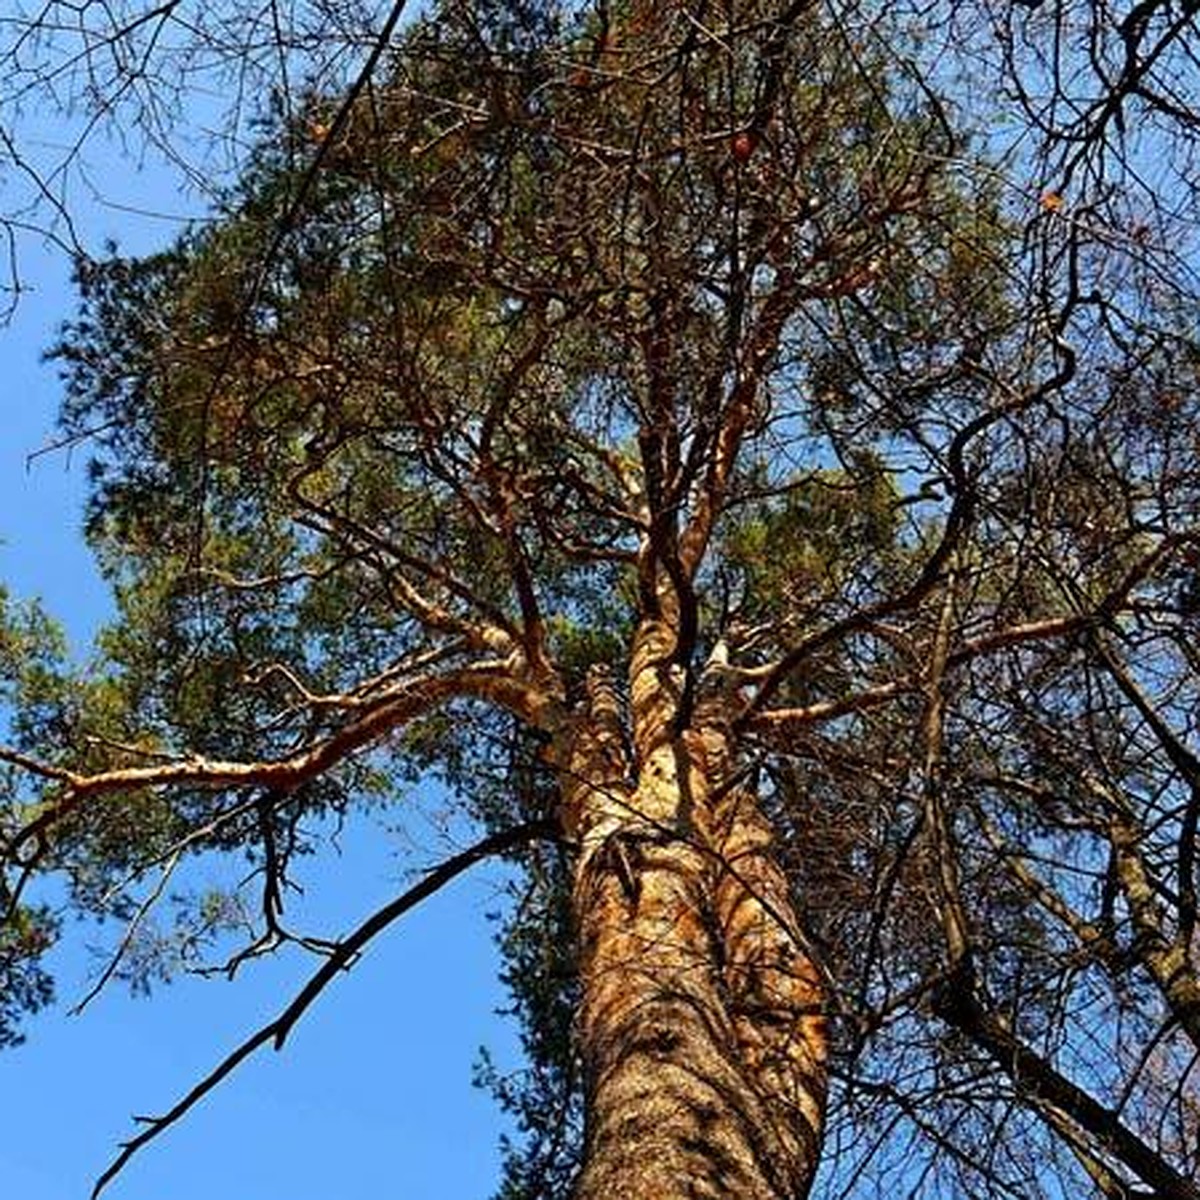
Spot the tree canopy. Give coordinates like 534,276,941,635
2,1,1199,1197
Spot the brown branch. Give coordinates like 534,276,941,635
289,479,518,651
750,614,1089,733
972,808,1119,968
751,679,913,730
679,266,799,579
91,818,557,1199
744,523,1176,734
1105,794,1200,1052
740,337,1081,725
5,663,540,857
935,981,1200,1200
922,570,972,970
1093,635,1200,948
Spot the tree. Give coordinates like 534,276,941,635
2,1,1199,1197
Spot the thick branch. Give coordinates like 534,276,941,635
936,980,1200,1200
5,663,542,858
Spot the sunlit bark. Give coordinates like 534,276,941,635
557,654,827,1199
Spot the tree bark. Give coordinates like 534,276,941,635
557,665,827,1199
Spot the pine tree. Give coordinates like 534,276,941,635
3,3,1199,1196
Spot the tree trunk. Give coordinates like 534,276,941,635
557,663,828,1199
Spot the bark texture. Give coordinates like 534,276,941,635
557,657,827,1200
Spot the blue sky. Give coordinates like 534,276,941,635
0,112,521,1200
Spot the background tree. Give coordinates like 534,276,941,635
2,1,1199,1198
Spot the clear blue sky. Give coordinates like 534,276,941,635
0,112,520,1200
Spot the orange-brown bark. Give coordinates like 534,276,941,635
557,663,828,1199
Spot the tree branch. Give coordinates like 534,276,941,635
5,662,541,858
91,817,557,1199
